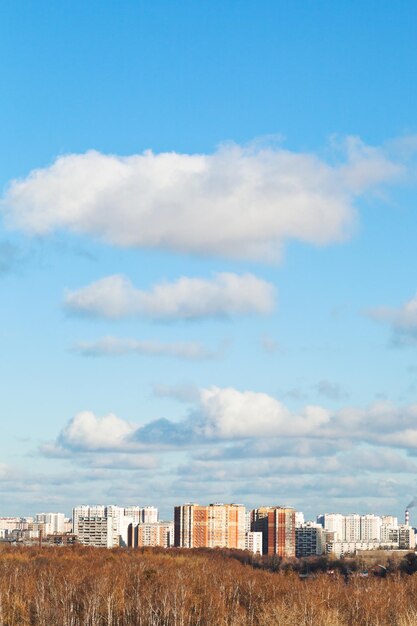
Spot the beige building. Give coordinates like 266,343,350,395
128,521,173,548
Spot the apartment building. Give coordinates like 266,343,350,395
316,514,344,542
174,503,246,549
251,506,296,557
124,506,158,524
245,531,263,555
76,516,113,548
128,521,173,548
296,522,326,557
35,512,65,535
73,505,131,547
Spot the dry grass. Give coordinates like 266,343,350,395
0,546,416,625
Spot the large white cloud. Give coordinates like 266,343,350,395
199,386,330,438
48,391,417,456
59,411,136,451
64,272,275,319
2,139,402,261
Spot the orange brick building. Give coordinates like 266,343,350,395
174,503,246,549
251,506,295,557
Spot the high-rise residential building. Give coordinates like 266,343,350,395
360,514,381,542
72,505,106,535
316,514,344,542
73,505,131,547
296,522,326,557
124,506,158,524
251,506,296,557
174,503,246,549
141,506,159,524
295,512,305,527
107,505,132,547
399,525,416,550
344,514,361,542
76,516,113,548
318,513,383,543
245,531,263,555
124,506,142,525
245,511,251,533
128,521,173,548
35,513,65,535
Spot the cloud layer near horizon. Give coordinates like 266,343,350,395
64,272,275,320
2,139,402,261
36,385,417,515
44,386,417,456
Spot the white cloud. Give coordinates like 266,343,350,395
367,292,417,345
64,272,275,320
2,139,402,261
58,411,135,451
73,336,217,360
199,387,331,439
44,391,417,465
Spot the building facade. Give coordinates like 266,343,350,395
174,503,246,549
245,531,263,555
296,522,326,557
128,521,173,548
251,506,296,557
76,516,113,548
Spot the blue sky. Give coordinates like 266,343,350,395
1,0,417,521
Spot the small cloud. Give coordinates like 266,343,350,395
260,334,281,354
63,273,276,320
152,383,200,403
366,292,417,347
316,379,349,401
72,336,218,361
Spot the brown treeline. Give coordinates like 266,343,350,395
0,545,417,625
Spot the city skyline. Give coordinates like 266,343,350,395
1,1,417,520
2,501,416,558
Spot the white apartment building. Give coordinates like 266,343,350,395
72,505,106,535
245,531,263,555
316,514,344,541
344,514,361,542
360,514,381,542
318,513,388,543
77,517,113,548
107,505,131,547
35,513,65,535
295,512,305,527
124,506,158,524
328,541,398,558
73,505,131,547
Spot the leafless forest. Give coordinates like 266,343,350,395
1,546,417,625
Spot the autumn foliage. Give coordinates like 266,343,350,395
0,546,417,625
